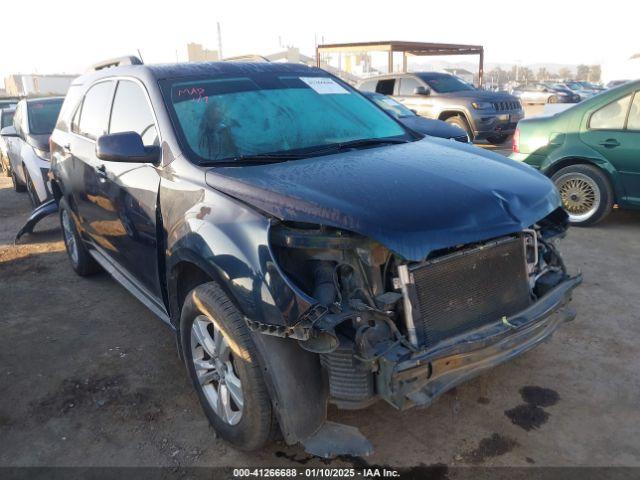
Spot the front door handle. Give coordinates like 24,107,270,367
599,138,620,148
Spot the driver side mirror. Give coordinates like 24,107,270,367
96,132,160,164
0,126,18,138
413,86,431,96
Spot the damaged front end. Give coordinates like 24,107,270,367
263,207,580,412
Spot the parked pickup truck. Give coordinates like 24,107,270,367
49,57,580,456
358,72,523,144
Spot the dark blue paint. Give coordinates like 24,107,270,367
206,137,560,261
397,115,467,140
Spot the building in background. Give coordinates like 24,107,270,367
4,74,76,96
187,43,220,62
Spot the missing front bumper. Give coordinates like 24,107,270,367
376,275,581,410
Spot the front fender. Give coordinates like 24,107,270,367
161,161,314,330
160,165,328,447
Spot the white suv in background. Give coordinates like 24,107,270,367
0,97,63,205
0,107,16,176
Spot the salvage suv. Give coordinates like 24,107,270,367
50,57,580,455
358,72,523,144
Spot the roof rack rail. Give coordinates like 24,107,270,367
88,56,143,72
223,54,270,63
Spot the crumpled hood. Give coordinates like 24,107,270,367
205,137,561,261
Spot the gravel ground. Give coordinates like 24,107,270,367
0,148,639,473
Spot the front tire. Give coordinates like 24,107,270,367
180,282,277,451
11,168,26,192
445,115,473,142
24,166,40,207
59,198,101,276
547,95,559,104
551,164,614,226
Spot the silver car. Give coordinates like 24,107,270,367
512,83,576,104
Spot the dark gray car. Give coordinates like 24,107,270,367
358,72,523,144
362,91,469,142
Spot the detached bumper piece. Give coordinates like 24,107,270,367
378,275,581,409
15,199,59,242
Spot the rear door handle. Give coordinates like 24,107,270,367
599,139,620,148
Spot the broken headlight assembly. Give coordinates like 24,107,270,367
267,209,575,410
269,221,412,343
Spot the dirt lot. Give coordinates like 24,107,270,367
1,154,639,472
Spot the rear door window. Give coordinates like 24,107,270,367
398,77,421,96
359,79,377,92
375,79,395,95
78,81,116,140
589,94,632,130
109,80,159,146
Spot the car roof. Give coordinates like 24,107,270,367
24,96,65,104
73,61,326,87
360,71,452,82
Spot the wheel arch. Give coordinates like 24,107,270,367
169,251,329,447
438,109,472,125
543,156,620,203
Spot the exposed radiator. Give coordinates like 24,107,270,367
407,236,531,347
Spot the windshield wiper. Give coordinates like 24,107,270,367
205,138,409,166
209,153,304,166
334,137,409,151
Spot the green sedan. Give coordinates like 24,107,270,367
511,80,640,225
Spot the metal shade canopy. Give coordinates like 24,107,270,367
316,40,484,86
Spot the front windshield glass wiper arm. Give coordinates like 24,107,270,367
205,138,410,166
335,137,409,150
337,138,408,148
206,153,304,166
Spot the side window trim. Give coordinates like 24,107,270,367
71,99,84,134
623,91,639,131
588,93,633,132
76,79,116,141
107,78,161,147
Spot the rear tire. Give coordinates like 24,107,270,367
445,115,473,142
59,198,101,276
547,96,559,104
551,164,614,226
180,282,277,451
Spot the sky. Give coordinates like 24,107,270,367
1,0,637,86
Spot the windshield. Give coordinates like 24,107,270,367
27,99,63,135
1,111,15,129
418,75,475,93
368,93,416,118
163,73,408,164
